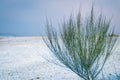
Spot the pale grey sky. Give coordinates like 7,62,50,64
0,0,120,36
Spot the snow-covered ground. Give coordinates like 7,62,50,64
0,36,120,80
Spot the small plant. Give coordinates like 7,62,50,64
116,74,120,80
100,73,120,80
43,7,117,80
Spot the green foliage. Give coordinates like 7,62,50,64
43,7,117,80
108,33,119,37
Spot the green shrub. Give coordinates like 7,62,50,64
43,7,117,80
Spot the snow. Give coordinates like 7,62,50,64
0,36,120,80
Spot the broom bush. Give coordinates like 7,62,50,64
43,7,117,80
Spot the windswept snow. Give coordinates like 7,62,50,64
0,36,120,80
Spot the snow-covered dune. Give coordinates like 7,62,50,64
0,36,120,80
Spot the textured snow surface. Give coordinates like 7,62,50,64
0,36,120,80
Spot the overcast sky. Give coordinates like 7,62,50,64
0,0,120,36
